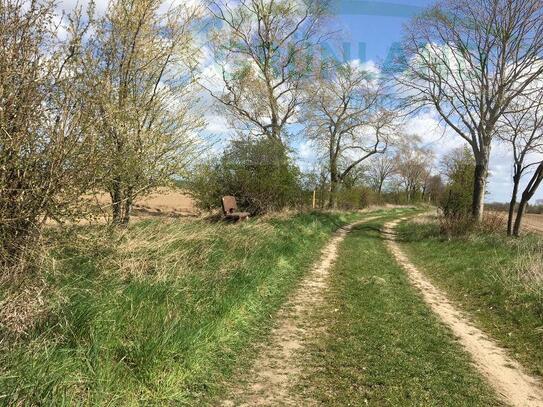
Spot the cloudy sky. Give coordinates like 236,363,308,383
56,0,538,203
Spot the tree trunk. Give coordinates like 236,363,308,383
329,175,338,209
513,199,528,237
513,162,543,236
111,177,122,224
121,188,133,225
329,154,339,209
471,158,489,222
507,174,520,236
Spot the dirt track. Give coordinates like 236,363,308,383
219,213,543,406
222,214,381,406
385,219,543,407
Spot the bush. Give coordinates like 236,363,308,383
439,210,506,238
188,138,304,214
478,211,506,234
440,147,475,218
436,146,478,237
334,186,379,209
438,213,474,237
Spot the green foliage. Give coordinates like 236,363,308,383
440,146,475,218
334,185,380,209
188,138,304,214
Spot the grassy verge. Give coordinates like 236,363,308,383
0,210,380,406
397,219,543,377
298,214,500,406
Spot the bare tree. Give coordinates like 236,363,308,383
86,0,204,224
0,0,96,270
503,91,543,236
367,152,397,196
498,92,543,235
395,142,434,203
513,162,543,236
206,0,329,144
400,0,543,221
303,62,396,207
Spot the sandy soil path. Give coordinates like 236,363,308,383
222,215,381,406
384,219,543,407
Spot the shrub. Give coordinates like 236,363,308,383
317,185,379,210
188,138,304,214
478,211,506,234
0,1,96,273
438,213,474,237
440,147,475,218
185,163,222,212
439,210,506,238
436,146,479,237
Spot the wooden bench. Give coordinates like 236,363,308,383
222,196,250,221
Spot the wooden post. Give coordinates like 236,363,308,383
312,189,316,209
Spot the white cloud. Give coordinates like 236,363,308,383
204,114,232,136
294,140,319,172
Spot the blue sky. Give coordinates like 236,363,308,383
335,0,430,63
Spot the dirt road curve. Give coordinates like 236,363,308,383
384,219,543,407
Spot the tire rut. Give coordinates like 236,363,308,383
222,215,381,406
384,219,543,407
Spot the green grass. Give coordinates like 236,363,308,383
298,215,500,406
397,219,543,377
0,210,382,406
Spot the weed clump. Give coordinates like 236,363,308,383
438,212,506,238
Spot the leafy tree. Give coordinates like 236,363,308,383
440,147,475,217
0,0,96,270
189,138,303,214
424,175,445,204
206,0,329,145
86,0,204,224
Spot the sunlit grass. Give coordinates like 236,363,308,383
298,215,499,406
1,211,380,405
397,219,543,376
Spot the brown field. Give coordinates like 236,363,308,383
47,188,199,225
522,213,543,233
92,187,198,217
131,187,197,216
490,211,543,234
